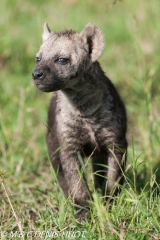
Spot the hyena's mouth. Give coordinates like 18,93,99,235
34,83,63,92
34,83,56,92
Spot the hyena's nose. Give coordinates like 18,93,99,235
32,70,44,80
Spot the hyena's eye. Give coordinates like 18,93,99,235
35,57,41,63
57,58,69,65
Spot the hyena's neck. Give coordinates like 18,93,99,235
61,62,106,115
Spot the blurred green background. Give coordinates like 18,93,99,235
0,0,160,237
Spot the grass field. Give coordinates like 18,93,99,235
0,0,160,239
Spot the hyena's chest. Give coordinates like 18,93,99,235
65,114,105,149
57,98,113,150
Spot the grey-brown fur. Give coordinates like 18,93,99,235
32,23,127,221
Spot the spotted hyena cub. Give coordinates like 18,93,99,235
32,23,127,220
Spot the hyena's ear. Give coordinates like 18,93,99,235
80,23,105,62
42,23,51,42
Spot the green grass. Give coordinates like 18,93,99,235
0,0,160,239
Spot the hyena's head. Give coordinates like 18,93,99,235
32,23,104,92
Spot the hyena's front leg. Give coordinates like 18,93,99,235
59,143,91,221
103,145,126,198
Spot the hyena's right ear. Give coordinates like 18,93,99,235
42,23,51,42
80,23,105,62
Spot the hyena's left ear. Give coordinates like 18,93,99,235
80,23,105,62
42,23,51,42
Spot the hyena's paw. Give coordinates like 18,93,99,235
75,208,90,222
